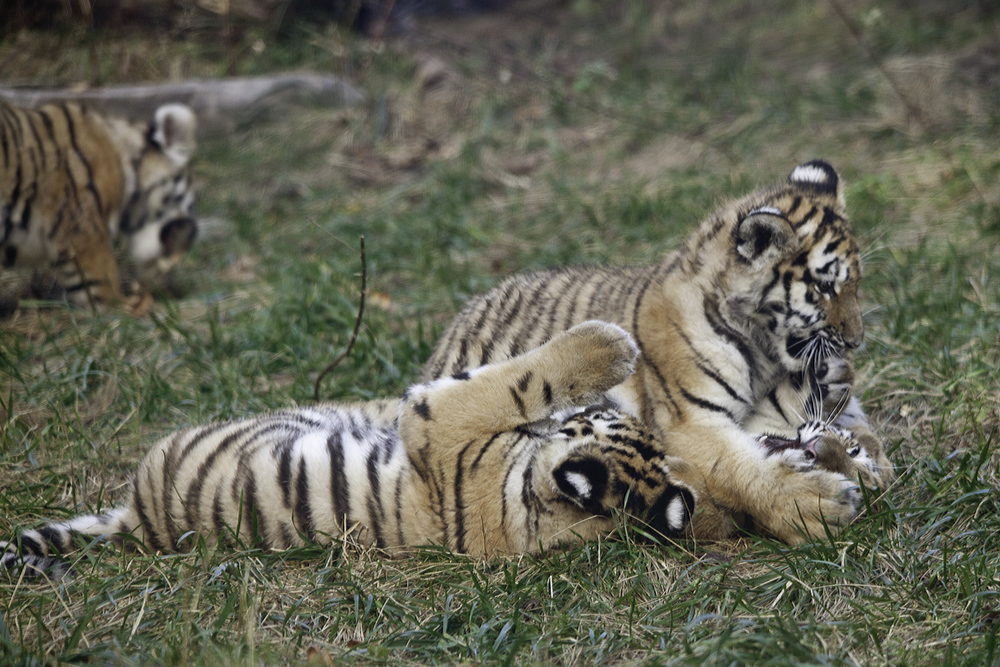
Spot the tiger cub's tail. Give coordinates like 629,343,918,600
1,507,136,579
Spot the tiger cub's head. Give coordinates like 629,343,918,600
119,104,198,290
721,160,863,373
546,409,701,540
762,419,889,492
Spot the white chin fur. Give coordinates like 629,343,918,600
129,224,164,266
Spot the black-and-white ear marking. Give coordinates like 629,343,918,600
649,486,695,536
664,492,690,532
736,210,795,263
553,456,608,512
788,160,839,195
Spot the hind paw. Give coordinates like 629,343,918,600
552,321,638,405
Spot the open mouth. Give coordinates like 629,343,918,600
759,433,820,459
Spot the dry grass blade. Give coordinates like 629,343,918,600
314,235,367,402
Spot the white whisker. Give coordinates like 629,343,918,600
828,384,852,425
788,395,807,425
861,306,882,320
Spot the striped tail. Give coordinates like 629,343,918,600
1,507,136,579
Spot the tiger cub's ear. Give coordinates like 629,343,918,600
149,104,197,167
735,209,796,267
788,159,844,208
551,451,609,514
788,159,839,195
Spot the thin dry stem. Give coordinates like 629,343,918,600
314,236,367,402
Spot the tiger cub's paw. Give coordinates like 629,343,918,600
550,321,638,406
758,460,861,544
817,424,888,491
129,292,155,317
759,420,822,471
767,469,861,545
758,421,863,543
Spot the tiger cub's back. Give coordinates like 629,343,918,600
422,265,653,382
131,400,415,552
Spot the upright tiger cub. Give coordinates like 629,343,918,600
0,100,198,310
422,161,894,544
3,322,720,578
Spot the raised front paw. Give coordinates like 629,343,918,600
550,321,638,405
817,424,890,491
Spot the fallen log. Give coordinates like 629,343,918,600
0,73,364,135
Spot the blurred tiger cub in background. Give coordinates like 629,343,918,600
0,100,198,313
2,322,721,579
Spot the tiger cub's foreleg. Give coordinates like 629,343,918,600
54,245,125,306
48,204,126,307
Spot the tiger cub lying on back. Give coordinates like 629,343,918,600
0,100,198,311
423,161,895,544
3,322,725,577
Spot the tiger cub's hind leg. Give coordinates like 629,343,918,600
399,320,638,444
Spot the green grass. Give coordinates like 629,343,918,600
2,0,1000,664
